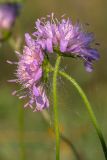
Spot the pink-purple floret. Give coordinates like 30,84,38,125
15,33,49,111
11,14,100,111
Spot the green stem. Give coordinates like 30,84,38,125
41,110,81,160
58,70,107,160
52,56,61,160
19,107,25,160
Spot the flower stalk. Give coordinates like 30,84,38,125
58,70,107,160
41,110,81,160
52,55,61,160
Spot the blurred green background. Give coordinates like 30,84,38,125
0,0,107,159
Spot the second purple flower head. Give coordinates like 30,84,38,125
33,13,100,72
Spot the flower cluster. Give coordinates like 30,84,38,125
33,13,100,72
10,13,100,111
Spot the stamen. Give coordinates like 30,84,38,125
6,60,18,65
8,79,17,82
19,95,27,99
12,90,17,95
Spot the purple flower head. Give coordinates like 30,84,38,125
33,13,100,72
9,33,49,111
0,2,21,29
16,33,44,88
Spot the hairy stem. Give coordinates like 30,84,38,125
41,110,82,160
58,70,107,160
52,55,61,160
